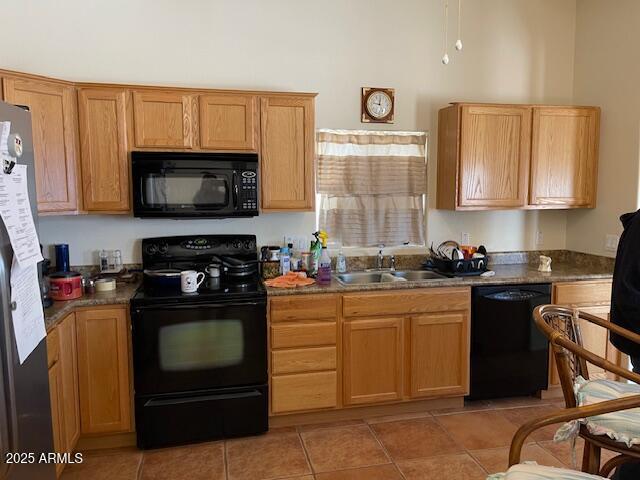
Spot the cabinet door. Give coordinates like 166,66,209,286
578,305,611,379
48,362,65,477
77,88,130,211
199,94,257,150
410,312,469,398
530,107,599,208
76,308,131,434
343,317,403,405
260,96,315,211
132,91,193,148
3,77,79,213
459,105,531,208
58,314,80,452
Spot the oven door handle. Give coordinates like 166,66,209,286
135,301,264,313
145,390,262,407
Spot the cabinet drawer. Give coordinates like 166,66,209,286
272,347,336,375
271,322,336,349
271,371,337,414
554,281,612,306
343,288,470,318
270,295,339,322
46,327,60,368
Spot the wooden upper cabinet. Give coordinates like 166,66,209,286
77,88,130,212
2,77,79,213
343,317,404,405
437,102,600,210
260,96,315,211
530,107,599,208
76,307,131,434
132,91,193,148
410,312,469,398
199,94,257,150
458,105,531,208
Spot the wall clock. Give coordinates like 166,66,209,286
361,87,395,123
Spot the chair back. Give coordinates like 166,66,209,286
534,305,640,408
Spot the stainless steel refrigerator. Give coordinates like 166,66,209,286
0,101,55,479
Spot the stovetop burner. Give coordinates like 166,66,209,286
131,234,266,306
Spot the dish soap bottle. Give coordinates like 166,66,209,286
279,245,291,275
336,248,347,274
317,231,332,286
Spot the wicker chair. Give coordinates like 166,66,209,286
506,305,640,477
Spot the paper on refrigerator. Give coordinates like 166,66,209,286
10,257,46,364
0,164,43,266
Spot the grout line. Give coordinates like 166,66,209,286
296,429,316,477
137,452,145,480
365,423,406,479
465,448,491,475
223,440,230,480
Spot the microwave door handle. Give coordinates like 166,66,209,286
232,171,239,210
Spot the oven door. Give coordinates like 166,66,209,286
135,168,235,217
132,299,267,395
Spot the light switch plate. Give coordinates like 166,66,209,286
604,234,620,252
535,231,544,246
461,232,471,245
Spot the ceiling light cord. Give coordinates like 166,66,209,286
455,0,463,51
442,0,450,65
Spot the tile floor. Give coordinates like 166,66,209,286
61,396,613,480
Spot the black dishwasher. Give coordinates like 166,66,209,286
469,284,551,400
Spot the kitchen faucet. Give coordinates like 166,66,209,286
377,245,385,269
375,246,396,271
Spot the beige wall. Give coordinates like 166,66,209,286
0,0,577,264
566,0,640,257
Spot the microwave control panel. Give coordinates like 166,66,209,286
239,171,258,210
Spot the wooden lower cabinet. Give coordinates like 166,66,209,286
272,372,337,414
410,312,469,398
47,362,65,477
548,280,619,386
269,295,339,415
46,313,79,477
76,307,132,434
58,315,81,453
269,288,471,416
343,317,404,405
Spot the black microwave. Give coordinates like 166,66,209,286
132,151,259,218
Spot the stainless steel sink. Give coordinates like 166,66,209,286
390,270,448,281
335,270,447,285
335,272,391,285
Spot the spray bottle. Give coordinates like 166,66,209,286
316,231,332,286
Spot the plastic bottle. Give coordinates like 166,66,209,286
317,231,332,285
336,249,347,274
279,246,291,275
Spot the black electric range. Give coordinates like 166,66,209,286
130,235,268,449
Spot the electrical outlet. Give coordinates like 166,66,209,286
604,234,620,252
461,232,471,245
535,231,544,246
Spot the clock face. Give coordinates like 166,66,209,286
366,91,392,119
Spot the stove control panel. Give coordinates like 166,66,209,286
141,235,258,264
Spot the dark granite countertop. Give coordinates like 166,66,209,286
266,257,614,297
43,251,614,329
44,281,140,332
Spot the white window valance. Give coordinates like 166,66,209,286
316,129,428,247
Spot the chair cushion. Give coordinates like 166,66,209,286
554,376,640,448
487,463,606,479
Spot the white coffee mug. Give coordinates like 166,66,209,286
181,270,205,293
